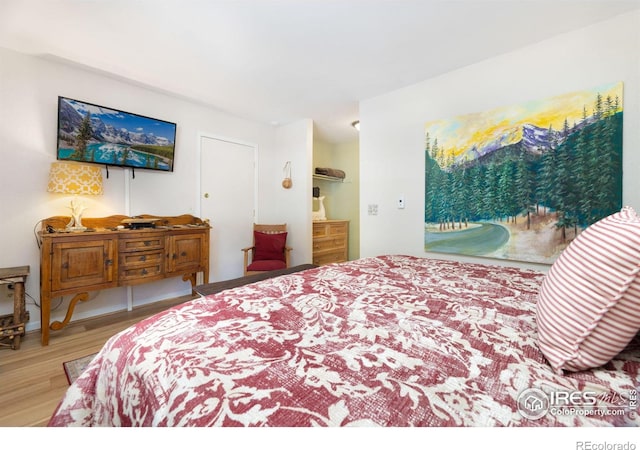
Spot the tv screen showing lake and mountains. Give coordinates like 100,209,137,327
57,97,176,172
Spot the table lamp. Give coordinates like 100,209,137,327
47,161,104,231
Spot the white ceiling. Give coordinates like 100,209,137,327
1,0,639,143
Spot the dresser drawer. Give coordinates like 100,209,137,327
120,249,164,268
119,262,164,283
119,235,164,252
327,221,348,236
313,250,347,266
119,247,165,283
313,222,328,237
313,221,348,237
313,236,347,252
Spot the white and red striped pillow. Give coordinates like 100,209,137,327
536,206,640,374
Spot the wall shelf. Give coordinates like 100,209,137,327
313,174,344,183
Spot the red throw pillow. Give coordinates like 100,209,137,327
253,231,287,262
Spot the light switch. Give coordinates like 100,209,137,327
397,196,405,209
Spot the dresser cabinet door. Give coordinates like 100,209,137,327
51,239,116,292
167,233,206,274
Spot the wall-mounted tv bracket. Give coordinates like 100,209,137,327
104,165,138,179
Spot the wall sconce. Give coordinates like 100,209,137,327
47,161,104,230
351,120,360,131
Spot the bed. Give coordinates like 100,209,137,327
48,255,640,427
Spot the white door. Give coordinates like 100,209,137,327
200,136,256,281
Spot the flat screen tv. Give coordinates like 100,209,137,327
57,96,176,172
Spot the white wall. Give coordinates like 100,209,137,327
331,140,360,260
0,47,312,332
269,119,314,266
359,10,640,272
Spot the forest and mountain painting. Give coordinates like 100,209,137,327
424,82,623,264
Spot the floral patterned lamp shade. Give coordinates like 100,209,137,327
47,162,103,230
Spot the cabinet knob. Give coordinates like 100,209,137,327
105,259,113,266
139,255,147,262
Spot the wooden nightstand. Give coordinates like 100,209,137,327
0,266,30,350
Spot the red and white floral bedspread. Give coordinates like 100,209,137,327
48,255,640,426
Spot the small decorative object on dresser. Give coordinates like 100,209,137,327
312,219,349,266
312,195,327,221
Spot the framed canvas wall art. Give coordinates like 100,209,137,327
424,82,623,264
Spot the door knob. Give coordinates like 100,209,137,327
204,193,210,198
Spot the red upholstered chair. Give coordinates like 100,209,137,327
242,223,292,276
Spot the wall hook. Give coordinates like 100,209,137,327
282,161,292,189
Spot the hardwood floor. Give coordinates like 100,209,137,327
0,294,194,427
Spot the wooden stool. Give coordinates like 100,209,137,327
0,266,30,350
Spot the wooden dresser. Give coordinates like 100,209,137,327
39,214,210,346
312,220,349,266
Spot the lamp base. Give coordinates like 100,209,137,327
66,197,88,231
66,225,88,232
